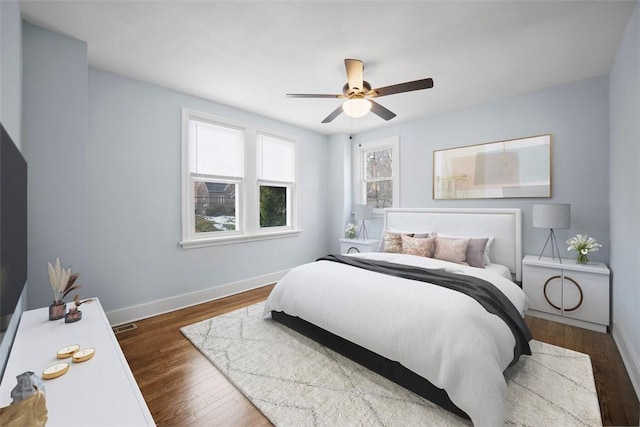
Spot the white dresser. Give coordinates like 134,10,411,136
0,298,155,426
522,255,610,332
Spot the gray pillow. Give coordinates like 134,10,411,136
465,238,489,268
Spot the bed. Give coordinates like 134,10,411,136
263,208,530,426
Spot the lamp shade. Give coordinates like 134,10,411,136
533,204,571,229
353,204,374,220
342,99,372,118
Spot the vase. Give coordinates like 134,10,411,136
64,309,82,323
48,302,66,321
576,253,589,264
10,371,45,403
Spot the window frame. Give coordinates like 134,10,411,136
181,108,300,249
353,136,400,215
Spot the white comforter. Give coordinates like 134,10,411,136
263,252,529,426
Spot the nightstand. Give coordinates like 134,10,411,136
340,238,380,254
522,255,610,332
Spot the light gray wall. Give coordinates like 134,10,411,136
610,0,639,394
352,75,610,263
327,133,352,253
22,22,90,310
21,22,330,317
86,69,329,312
0,0,24,378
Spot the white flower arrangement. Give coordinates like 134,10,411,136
345,223,357,239
566,234,602,264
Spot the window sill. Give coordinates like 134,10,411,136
180,229,302,249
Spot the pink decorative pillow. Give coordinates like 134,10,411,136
434,237,471,264
401,235,436,258
382,231,414,253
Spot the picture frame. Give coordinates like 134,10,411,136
433,134,551,200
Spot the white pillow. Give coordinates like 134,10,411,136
389,228,432,238
433,233,494,265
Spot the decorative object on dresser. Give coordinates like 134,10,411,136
10,371,45,403
0,392,47,427
339,238,380,254
533,203,571,262
56,345,80,359
1,371,48,426
63,295,94,323
522,255,610,332
566,234,602,264
41,363,69,380
353,204,374,239
47,256,81,321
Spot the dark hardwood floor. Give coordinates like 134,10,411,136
117,285,639,426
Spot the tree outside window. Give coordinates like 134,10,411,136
365,148,393,208
260,186,287,227
354,136,399,212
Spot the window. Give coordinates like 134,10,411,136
257,134,295,229
353,136,399,212
189,120,243,235
181,109,299,248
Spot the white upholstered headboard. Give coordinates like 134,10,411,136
383,208,522,281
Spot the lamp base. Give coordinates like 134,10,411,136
357,220,369,240
538,228,563,263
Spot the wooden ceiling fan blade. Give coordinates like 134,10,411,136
371,78,433,98
369,100,396,121
321,105,344,123
286,93,343,98
345,59,364,92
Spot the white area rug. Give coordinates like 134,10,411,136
181,303,602,426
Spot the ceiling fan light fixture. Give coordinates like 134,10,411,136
342,98,372,118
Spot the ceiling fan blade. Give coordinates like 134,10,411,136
371,78,434,98
286,93,343,98
369,100,396,121
345,59,364,92
321,105,344,123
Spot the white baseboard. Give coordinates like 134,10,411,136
611,317,640,399
105,269,288,326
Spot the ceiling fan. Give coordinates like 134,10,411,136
286,58,434,123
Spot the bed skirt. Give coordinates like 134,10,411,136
270,310,470,420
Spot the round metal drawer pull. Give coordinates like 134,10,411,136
543,275,584,312
347,246,360,254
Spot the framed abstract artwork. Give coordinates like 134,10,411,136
433,134,551,200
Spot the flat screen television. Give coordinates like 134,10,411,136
0,122,28,336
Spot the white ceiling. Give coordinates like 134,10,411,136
19,1,635,135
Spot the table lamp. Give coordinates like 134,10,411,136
353,204,374,240
533,204,571,263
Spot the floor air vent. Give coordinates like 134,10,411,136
112,323,137,334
